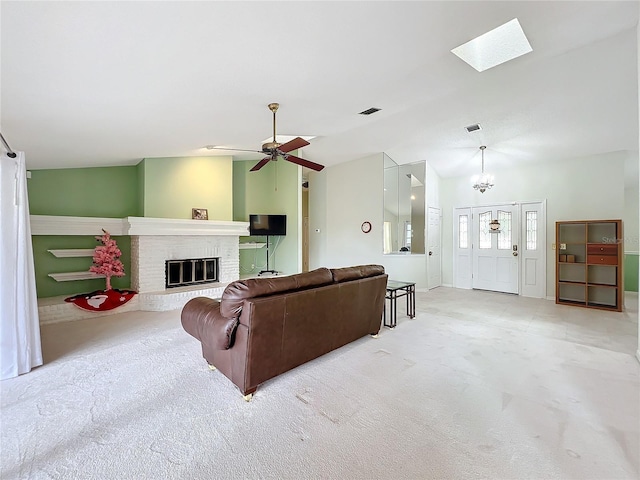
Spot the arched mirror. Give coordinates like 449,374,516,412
383,155,425,254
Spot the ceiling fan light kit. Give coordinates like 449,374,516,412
471,145,494,193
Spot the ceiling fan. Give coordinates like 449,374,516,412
209,103,324,172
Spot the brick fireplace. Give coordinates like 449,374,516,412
127,217,247,310
131,236,237,292
31,215,250,321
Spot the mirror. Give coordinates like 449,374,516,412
383,155,425,254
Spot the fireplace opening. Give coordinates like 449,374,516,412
165,257,219,288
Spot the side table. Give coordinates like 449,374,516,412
383,280,416,328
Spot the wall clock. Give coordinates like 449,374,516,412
361,221,372,233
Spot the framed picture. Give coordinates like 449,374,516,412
192,208,208,220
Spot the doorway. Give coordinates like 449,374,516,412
472,204,519,294
453,201,546,297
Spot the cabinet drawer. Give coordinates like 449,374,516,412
587,244,618,255
587,254,618,265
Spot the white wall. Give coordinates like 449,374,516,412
309,154,382,269
427,162,440,208
441,151,627,297
636,20,639,363
309,154,430,287
309,148,628,299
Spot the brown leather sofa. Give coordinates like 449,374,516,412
181,264,387,399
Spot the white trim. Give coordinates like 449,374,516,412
31,215,250,237
47,249,95,258
125,217,249,236
48,271,105,282
624,251,639,255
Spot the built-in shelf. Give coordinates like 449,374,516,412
239,243,266,250
47,249,95,258
48,272,105,282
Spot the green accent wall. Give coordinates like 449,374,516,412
141,156,233,220
31,235,131,297
137,159,146,216
27,166,140,298
28,166,140,217
233,159,301,276
624,253,639,292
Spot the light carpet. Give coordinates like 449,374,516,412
1,288,638,479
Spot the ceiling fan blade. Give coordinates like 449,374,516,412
283,154,325,172
250,156,272,172
278,137,310,153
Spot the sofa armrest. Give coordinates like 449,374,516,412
181,297,239,350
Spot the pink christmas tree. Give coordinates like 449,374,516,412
90,229,125,290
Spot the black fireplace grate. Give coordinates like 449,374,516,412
165,257,219,288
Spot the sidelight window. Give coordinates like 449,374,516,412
526,211,537,250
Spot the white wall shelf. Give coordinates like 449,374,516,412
48,272,105,282
47,249,95,258
239,243,266,250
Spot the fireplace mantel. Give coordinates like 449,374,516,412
30,215,250,236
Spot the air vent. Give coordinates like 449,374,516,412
359,107,381,115
465,123,482,133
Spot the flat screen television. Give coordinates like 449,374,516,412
249,214,287,236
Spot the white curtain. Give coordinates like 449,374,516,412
1,152,42,380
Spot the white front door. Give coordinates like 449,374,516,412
427,207,441,289
472,205,519,294
520,202,546,298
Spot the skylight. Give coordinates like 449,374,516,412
451,18,532,72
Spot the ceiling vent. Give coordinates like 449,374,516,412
359,107,381,115
465,123,482,133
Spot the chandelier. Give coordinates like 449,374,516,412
471,145,494,193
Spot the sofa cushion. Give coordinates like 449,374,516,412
331,264,385,283
220,267,334,318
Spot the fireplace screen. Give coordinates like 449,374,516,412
165,257,219,288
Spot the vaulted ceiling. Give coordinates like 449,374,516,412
1,1,638,180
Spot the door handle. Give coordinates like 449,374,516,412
512,252,518,256
429,251,433,256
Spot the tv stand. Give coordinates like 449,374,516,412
258,235,278,276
